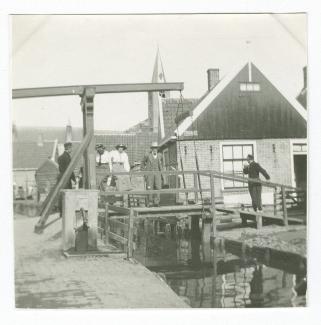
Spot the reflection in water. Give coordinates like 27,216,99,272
132,216,306,308
249,265,264,307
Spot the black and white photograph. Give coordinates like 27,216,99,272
10,13,308,310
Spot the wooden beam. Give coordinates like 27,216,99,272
133,204,210,213
81,88,96,189
34,130,93,233
127,209,135,259
101,187,210,196
12,82,184,99
210,173,217,238
107,205,131,215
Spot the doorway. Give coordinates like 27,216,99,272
293,154,307,189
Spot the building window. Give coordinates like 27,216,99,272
293,143,307,153
240,83,261,92
222,144,254,188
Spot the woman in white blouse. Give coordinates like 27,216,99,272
109,144,130,172
109,144,131,191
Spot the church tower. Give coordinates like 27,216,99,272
148,48,169,138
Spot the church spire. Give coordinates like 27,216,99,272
148,48,168,137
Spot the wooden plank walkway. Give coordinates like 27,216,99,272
239,210,305,229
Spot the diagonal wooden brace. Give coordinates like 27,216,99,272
34,130,93,233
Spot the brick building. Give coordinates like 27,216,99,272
158,61,307,206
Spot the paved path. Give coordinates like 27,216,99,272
14,214,188,308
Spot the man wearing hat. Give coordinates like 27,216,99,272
57,142,76,189
95,143,110,190
96,143,110,167
243,154,270,212
141,142,164,207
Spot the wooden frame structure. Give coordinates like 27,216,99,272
12,82,184,233
98,169,306,257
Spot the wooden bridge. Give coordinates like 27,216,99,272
92,169,306,258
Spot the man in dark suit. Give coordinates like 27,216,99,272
141,142,164,207
58,142,76,189
243,154,270,212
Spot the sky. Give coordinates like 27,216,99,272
12,13,307,131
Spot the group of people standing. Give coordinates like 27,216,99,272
58,142,271,211
96,143,130,173
57,140,165,207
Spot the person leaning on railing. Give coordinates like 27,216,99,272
243,154,270,212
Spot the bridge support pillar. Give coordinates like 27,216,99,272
62,189,99,252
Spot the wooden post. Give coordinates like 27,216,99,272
210,172,216,238
273,187,277,216
193,172,199,204
281,186,288,226
175,171,181,204
127,208,134,259
256,214,262,229
81,87,96,190
211,239,218,308
104,203,110,245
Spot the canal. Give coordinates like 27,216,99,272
132,217,306,308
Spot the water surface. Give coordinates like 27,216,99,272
133,217,306,308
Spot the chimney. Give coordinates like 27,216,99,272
207,69,220,91
37,133,44,147
303,66,307,89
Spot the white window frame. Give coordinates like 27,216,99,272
290,139,307,188
219,140,257,190
239,82,261,92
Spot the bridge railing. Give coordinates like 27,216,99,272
97,169,306,257
98,169,306,229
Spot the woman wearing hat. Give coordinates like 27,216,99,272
109,144,130,173
109,144,131,191
141,142,164,207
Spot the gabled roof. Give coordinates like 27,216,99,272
176,61,307,138
12,141,57,169
161,98,199,140
297,89,307,109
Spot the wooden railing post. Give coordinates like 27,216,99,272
210,172,217,238
127,208,134,259
193,172,199,204
273,186,277,216
104,203,110,245
281,186,288,226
